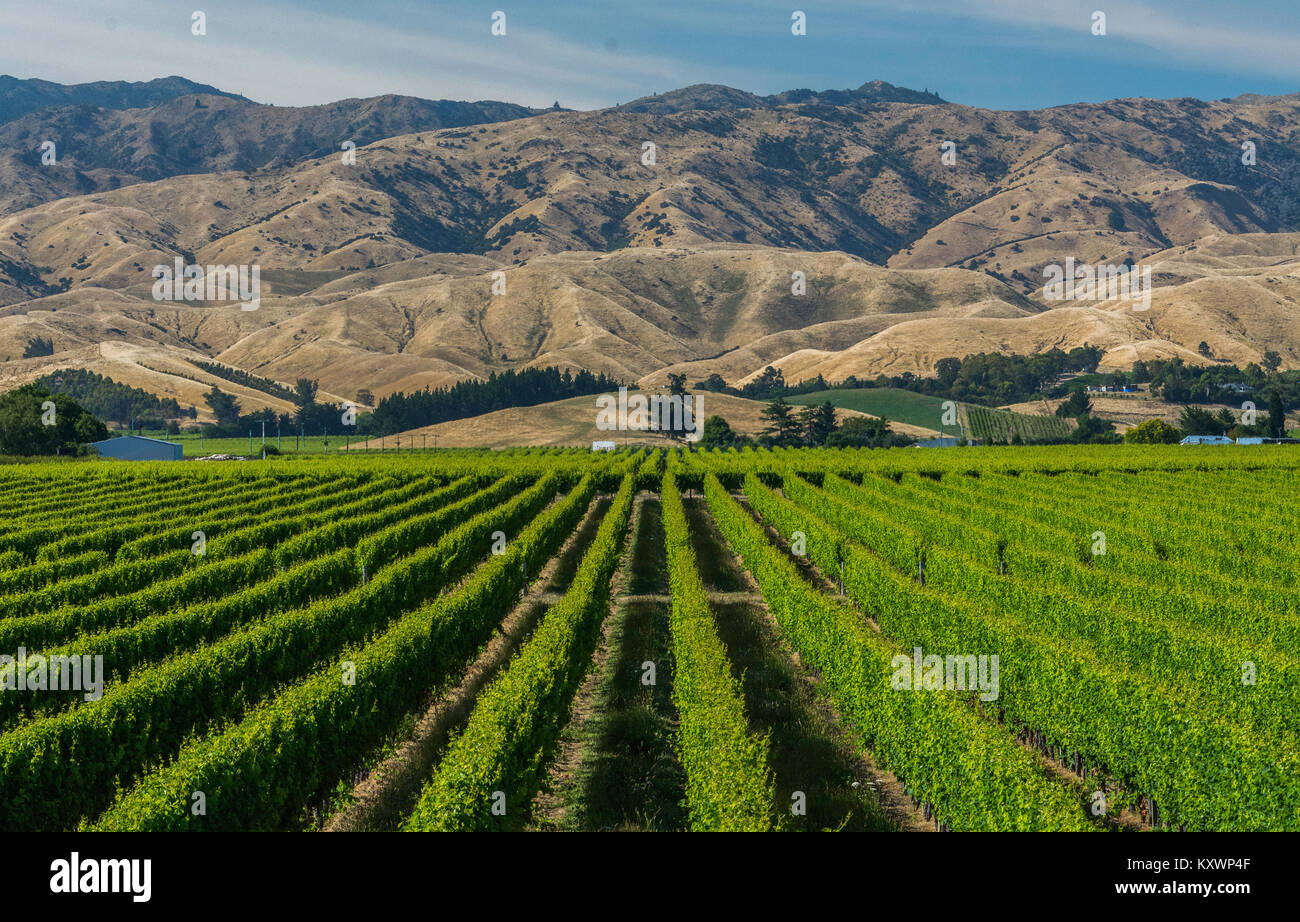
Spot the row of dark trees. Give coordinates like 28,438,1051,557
701,347,1106,406
36,369,194,427
200,378,349,438
359,367,623,435
699,348,1300,417
698,397,911,450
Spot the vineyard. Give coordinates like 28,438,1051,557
962,404,1074,443
0,444,1296,832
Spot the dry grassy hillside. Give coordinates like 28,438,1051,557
343,391,937,450
2,82,1300,414
5,89,1300,302
3,232,1299,407
0,89,541,213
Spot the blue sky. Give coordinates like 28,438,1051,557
3,0,1299,111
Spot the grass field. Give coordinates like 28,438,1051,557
124,431,398,456
1,444,1297,832
787,388,952,433
789,388,1074,443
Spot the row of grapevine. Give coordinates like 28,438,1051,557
706,473,1094,830
403,474,636,830
93,476,602,830
0,472,568,830
798,473,1300,750
840,473,1300,656
761,473,1300,829
943,469,1300,589
660,473,773,831
963,404,1072,444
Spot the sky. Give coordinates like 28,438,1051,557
2,0,1299,112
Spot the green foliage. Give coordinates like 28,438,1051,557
662,474,773,830
698,414,738,450
0,384,107,456
1070,413,1119,444
1178,405,1227,436
21,336,54,358
1056,389,1093,418
36,368,190,426
708,473,1093,831
760,396,802,446
0,446,1297,832
203,386,241,428
403,475,635,830
693,373,728,393
1125,419,1181,444
93,473,603,830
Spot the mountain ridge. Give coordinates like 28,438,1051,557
2,76,1300,415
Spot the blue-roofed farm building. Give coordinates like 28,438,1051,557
91,435,184,461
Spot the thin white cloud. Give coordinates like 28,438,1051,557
837,0,1300,79
2,0,1296,112
0,0,770,109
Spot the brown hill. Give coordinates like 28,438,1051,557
4,232,1300,411
5,87,1300,302
3,80,1300,415
0,88,542,213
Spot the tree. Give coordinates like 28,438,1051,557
74,412,108,444
742,366,786,400
0,384,105,455
760,396,801,446
694,373,728,393
1055,389,1092,418
22,336,54,358
1070,413,1119,444
698,415,736,450
1198,341,1213,359
203,386,241,428
1269,390,1286,437
1178,406,1225,436
1124,418,1180,444
805,401,837,446
666,373,688,397
825,415,910,448
796,405,817,447
935,357,962,388
293,378,319,427
1263,350,1282,375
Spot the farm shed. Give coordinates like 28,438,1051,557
91,435,184,461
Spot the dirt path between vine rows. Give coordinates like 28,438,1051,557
322,493,612,832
